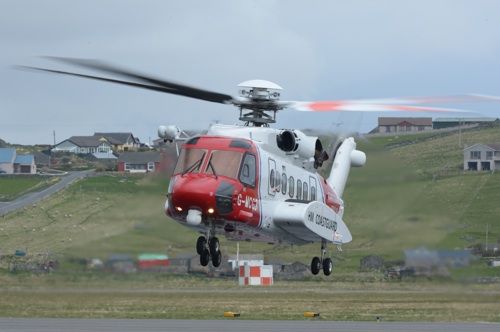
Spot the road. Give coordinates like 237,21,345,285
0,170,94,217
0,318,499,332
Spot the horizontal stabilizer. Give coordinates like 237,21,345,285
273,200,352,244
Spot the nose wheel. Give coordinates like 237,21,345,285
311,240,333,276
196,232,222,268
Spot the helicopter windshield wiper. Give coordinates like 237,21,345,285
207,157,218,179
182,153,205,176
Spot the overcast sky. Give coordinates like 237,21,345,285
1,0,500,145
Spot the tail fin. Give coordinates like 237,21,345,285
326,137,366,198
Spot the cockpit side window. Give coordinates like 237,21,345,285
239,153,256,187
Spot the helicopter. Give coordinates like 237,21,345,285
21,57,495,276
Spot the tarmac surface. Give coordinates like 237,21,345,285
0,318,499,332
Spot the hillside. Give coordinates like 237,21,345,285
346,124,500,254
1,125,499,276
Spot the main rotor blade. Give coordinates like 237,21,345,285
286,93,500,113
30,57,235,104
290,101,473,113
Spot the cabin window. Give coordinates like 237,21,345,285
270,169,276,189
288,176,294,198
174,148,207,175
205,150,243,180
281,173,287,194
239,153,256,187
148,162,155,171
275,171,281,192
303,182,309,201
297,180,302,200
311,186,316,201
309,176,317,201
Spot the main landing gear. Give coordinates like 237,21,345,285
196,228,222,267
311,239,333,276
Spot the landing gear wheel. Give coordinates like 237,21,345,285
311,256,321,275
212,250,222,267
323,258,333,276
209,237,220,253
196,236,206,255
200,250,210,266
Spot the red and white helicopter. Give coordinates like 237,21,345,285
23,58,494,275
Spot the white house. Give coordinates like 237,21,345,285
52,136,112,155
464,143,500,171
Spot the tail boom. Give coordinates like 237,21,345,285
326,137,366,197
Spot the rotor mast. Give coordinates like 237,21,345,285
237,80,284,126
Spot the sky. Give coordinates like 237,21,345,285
1,0,500,145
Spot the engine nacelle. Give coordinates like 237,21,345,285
276,130,318,158
158,125,181,142
276,130,328,169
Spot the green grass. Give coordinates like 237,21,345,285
0,272,499,321
0,177,59,201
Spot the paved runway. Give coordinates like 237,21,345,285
0,318,499,332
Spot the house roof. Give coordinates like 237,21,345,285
32,151,51,165
94,132,137,144
465,143,500,151
378,117,432,126
433,117,498,122
0,148,15,163
118,152,161,163
14,154,34,164
89,153,118,160
67,136,111,148
485,143,500,150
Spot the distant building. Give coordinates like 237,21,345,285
117,152,162,173
371,117,433,133
32,151,51,168
404,248,472,270
0,148,36,174
14,154,36,174
433,117,498,129
227,254,264,271
464,143,500,171
94,132,140,153
52,136,113,155
0,148,15,173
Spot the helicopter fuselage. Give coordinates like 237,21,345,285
165,125,352,247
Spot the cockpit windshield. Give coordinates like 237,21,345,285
205,150,243,180
174,148,207,175
174,148,255,185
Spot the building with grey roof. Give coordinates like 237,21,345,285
52,136,112,155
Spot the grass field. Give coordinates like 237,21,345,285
0,177,59,201
1,273,499,321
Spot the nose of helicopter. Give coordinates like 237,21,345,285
167,175,235,221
